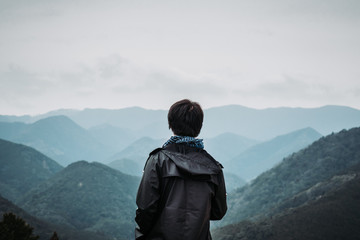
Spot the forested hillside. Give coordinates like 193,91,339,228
219,127,360,227
212,163,360,240
0,194,113,240
0,138,63,202
17,161,140,239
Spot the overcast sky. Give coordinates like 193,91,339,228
1,0,359,115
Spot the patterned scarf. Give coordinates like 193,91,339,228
162,135,204,149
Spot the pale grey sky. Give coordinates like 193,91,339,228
1,0,359,115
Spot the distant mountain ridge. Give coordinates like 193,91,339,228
225,127,322,181
1,105,359,140
0,116,115,166
203,105,360,139
107,137,165,176
204,132,259,163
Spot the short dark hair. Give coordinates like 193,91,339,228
168,99,203,137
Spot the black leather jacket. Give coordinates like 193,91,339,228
135,143,227,240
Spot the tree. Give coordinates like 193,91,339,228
0,212,39,240
50,232,59,240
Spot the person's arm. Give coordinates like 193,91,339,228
210,170,227,220
135,153,161,239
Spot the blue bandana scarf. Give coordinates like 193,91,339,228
162,136,204,149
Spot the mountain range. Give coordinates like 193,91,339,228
217,127,360,228
1,104,359,168
1,105,360,140
224,127,322,181
2,126,358,239
203,132,259,163
0,139,137,239
0,116,116,166
1,105,360,239
106,137,165,175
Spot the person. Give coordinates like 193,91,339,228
135,99,227,240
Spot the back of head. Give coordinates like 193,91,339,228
168,99,203,137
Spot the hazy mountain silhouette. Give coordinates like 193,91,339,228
106,137,165,175
88,123,137,153
39,107,168,135
1,105,359,140
0,138,63,202
106,134,257,177
203,105,360,139
0,116,114,166
223,172,247,193
204,132,259,163
108,158,141,176
225,127,322,181
107,136,248,191
18,161,140,239
212,163,360,240
219,127,360,227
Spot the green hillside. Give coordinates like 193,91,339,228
212,163,360,240
18,161,140,239
0,195,110,240
219,127,360,227
0,138,63,202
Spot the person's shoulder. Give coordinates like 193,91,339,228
149,147,163,157
201,149,224,169
142,148,166,170
147,147,171,163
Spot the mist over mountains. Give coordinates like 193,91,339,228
225,127,322,181
1,104,359,168
1,105,360,140
1,105,360,239
0,116,114,166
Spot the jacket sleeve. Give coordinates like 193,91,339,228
210,170,227,220
135,153,161,239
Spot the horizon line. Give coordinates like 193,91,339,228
1,104,359,117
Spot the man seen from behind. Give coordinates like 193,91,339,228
135,99,227,240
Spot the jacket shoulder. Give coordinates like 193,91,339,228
149,147,163,156
202,149,224,169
